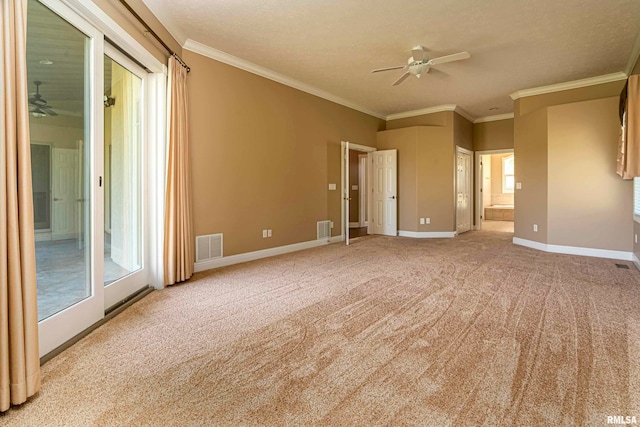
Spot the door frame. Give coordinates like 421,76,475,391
474,148,514,230
358,154,368,227
36,0,167,358
340,141,376,244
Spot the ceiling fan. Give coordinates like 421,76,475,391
29,81,58,117
372,45,471,86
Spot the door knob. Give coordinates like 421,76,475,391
389,195,396,199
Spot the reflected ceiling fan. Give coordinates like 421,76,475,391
29,81,58,117
372,45,470,86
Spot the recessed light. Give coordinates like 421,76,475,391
39,59,53,65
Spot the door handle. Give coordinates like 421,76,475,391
389,195,396,199
54,198,62,201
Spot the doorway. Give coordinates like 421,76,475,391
475,149,515,232
456,147,473,234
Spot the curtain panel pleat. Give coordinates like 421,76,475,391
618,75,640,179
163,56,194,285
0,0,42,411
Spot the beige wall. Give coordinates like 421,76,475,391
514,81,632,253
547,97,632,251
184,50,384,256
514,106,548,242
386,111,449,130
29,119,83,149
377,124,455,233
473,119,514,151
454,113,473,151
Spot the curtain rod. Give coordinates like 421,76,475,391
117,0,190,72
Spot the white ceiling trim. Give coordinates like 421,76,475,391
625,27,640,75
474,113,514,124
510,72,628,101
454,107,474,123
183,39,386,120
386,104,458,121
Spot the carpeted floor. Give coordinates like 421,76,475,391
3,229,640,426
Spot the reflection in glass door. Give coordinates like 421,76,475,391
27,0,92,322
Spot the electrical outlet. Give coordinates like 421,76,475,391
420,218,425,225
635,234,638,244
533,224,538,232
262,229,267,238
426,218,431,224
516,182,522,190
268,229,272,237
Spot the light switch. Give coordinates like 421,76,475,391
328,183,336,190
516,182,522,190
420,218,425,225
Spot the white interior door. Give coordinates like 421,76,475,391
372,149,397,236
342,141,350,245
456,148,472,234
52,148,79,240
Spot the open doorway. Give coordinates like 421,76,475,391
348,149,368,238
475,149,514,232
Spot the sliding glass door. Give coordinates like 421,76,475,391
103,47,148,309
27,0,154,357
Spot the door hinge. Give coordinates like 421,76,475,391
99,176,102,187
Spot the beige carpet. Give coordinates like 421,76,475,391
2,230,640,426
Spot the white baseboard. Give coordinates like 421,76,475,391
349,222,360,228
398,230,457,238
633,253,640,270
329,235,343,243
513,237,633,261
194,237,339,272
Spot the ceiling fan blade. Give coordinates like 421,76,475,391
411,45,426,62
40,105,58,116
372,65,406,73
427,51,470,66
392,72,411,86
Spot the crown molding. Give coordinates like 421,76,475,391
454,106,474,123
183,39,387,120
474,113,514,123
510,72,628,100
386,104,458,121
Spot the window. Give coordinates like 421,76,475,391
502,155,515,193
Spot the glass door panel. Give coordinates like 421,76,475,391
28,0,105,357
103,55,142,285
103,46,148,309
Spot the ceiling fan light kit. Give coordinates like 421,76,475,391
372,45,471,86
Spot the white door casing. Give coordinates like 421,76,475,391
372,149,397,236
342,141,350,245
456,147,472,234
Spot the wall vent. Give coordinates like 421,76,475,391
196,233,223,263
317,220,331,240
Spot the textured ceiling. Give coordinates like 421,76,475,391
141,0,640,120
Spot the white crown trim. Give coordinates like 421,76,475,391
474,113,514,123
386,104,458,121
510,72,628,101
184,39,387,120
454,106,474,123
